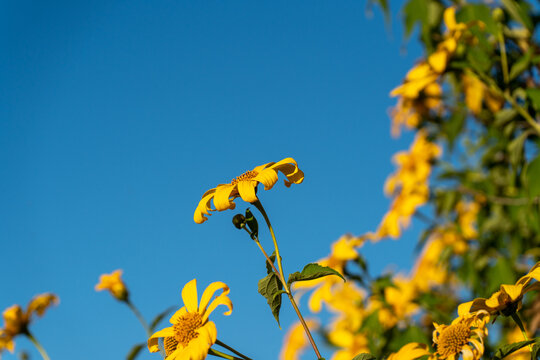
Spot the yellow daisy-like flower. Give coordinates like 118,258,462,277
433,310,489,360
279,319,318,360
194,157,304,224
387,342,431,360
95,269,129,301
148,279,232,360
1,293,59,353
458,261,540,317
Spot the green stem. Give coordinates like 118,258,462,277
252,199,323,360
209,348,244,360
497,23,510,86
216,339,253,360
25,331,50,360
511,312,533,352
126,300,152,337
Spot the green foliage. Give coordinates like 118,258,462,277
257,273,283,326
351,354,377,360
287,263,345,287
526,155,540,198
126,343,145,360
492,339,536,360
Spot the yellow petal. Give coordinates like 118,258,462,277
428,50,448,74
194,189,217,224
237,180,258,203
199,281,230,315
270,158,304,186
169,306,187,324
202,294,233,323
198,321,217,345
182,279,199,313
27,293,59,318
254,168,279,190
213,184,237,211
147,327,175,352
501,284,524,301
444,7,457,31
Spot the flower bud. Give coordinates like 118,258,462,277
245,208,258,239
492,8,504,23
232,214,246,229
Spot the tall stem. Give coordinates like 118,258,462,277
252,199,323,360
511,312,533,352
25,331,50,360
209,348,245,360
497,23,509,86
216,339,253,360
126,300,152,337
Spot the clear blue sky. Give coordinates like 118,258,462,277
0,1,425,359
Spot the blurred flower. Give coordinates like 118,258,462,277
456,200,480,240
0,293,59,353
279,319,318,360
458,261,540,317
329,330,369,360
387,342,431,360
506,326,531,360
375,131,441,240
433,310,489,360
293,235,364,313
148,279,232,360
194,157,304,223
95,269,129,302
462,72,504,115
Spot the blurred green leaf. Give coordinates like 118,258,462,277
150,306,175,332
508,131,530,167
501,0,533,30
351,354,377,360
403,0,428,37
494,109,518,127
287,263,345,287
467,46,492,73
525,155,540,198
258,273,283,326
509,48,532,80
458,4,498,34
526,88,540,112
126,343,145,360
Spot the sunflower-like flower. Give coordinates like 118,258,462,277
0,293,59,353
95,269,129,301
458,261,540,317
387,342,431,360
148,279,232,360
194,157,304,224
433,310,489,360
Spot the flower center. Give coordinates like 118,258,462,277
173,312,203,348
164,336,179,356
231,170,258,185
437,323,471,358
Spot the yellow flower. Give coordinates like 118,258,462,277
462,73,504,115
458,261,540,317
387,343,431,360
456,201,480,239
329,331,369,360
95,269,129,301
433,310,490,360
292,235,364,313
148,279,232,360
506,327,531,360
194,157,304,224
279,319,318,360
1,293,59,353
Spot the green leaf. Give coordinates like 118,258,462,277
492,339,535,360
149,306,176,332
457,4,497,35
287,263,345,287
532,341,540,359
501,0,533,31
403,0,428,37
526,155,540,198
494,108,518,127
467,46,492,73
126,343,145,360
509,49,532,80
257,273,283,326
265,251,281,275
508,131,530,167
526,89,540,112
351,354,377,360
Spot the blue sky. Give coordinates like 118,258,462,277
0,1,425,359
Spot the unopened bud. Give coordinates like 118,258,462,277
245,208,258,239
232,214,246,229
493,8,504,23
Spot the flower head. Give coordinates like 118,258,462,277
194,157,304,224
95,269,129,301
458,261,540,317
0,293,59,354
148,279,232,360
433,310,489,360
